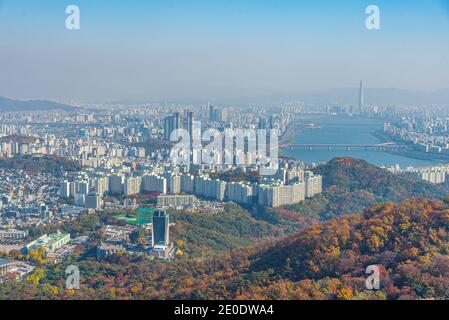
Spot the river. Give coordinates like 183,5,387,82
282,115,436,168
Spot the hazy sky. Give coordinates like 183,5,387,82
1,0,449,102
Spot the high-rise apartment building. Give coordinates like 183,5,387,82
86,192,102,210
180,174,195,193
165,174,180,194
305,172,323,198
108,175,124,195
142,174,168,194
226,182,254,204
195,176,227,201
124,176,142,196
60,181,71,198
257,181,306,207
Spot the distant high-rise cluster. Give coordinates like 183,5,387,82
208,103,227,123
164,111,195,140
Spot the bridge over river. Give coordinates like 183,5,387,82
278,142,407,151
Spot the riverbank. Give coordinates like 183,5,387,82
279,119,316,160
280,121,302,145
372,130,449,164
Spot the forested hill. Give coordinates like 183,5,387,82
239,198,449,299
282,157,449,222
314,157,447,200
0,155,81,174
8,198,448,300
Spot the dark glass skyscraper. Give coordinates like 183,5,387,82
187,111,194,138
173,112,181,131
163,115,173,140
152,210,169,247
164,112,183,140
208,103,215,122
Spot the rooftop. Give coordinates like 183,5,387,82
46,233,69,246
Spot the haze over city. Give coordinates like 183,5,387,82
1,0,449,102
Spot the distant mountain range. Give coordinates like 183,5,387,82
4,87,449,109
0,96,77,112
215,87,449,107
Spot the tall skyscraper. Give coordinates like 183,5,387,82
164,115,173,140
173,112,182,131
164,112,183,140
152,210,170,248
208,103,215,122
268,115,274,129
258,117,266,129
187,111,194,139
358,80,364,113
